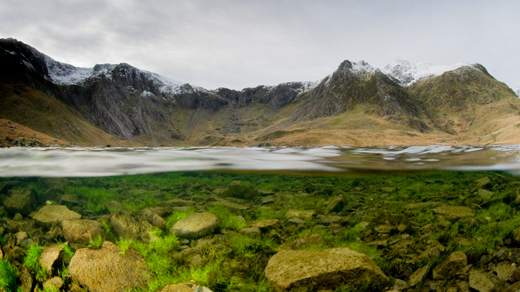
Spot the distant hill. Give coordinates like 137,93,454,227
1,38,519,147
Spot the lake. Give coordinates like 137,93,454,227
1,145,520,291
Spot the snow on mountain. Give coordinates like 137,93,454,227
43,55,185,95
382,60,471,86
351,60,375,75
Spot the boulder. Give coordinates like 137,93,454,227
39,243,67,276
3,189,37,216
432,251,467,280
494,261,516,281
19,265,33,292
475,177,492,189
469,269,495,292
62,219,105,244
32,205,81,225
432,206,475,219
170,212,219,239
264,247,389,291
478,189,494,201
69,241,150,292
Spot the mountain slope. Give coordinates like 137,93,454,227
1,38,520,147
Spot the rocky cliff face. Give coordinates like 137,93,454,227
1,38,519,146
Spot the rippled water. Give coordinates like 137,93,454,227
1,145,520,177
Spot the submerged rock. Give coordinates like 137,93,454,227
170,212,219,239
432,251,467,280
469,269,495,292
62,219,105,244
160,280,213,292
264,247,389,291
110,213,141,240
432,206,475,219
3,189,37,216
39,242,68,276
32,205,81,226
69,241,150,292
285,209,315,219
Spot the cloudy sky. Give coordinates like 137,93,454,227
1,0,519,90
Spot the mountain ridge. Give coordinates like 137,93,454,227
1,38,519,147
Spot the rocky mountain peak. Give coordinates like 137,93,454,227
382,60,475,86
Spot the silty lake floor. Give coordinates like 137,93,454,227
2,170,520,291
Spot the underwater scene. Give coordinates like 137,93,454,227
2,146,520,291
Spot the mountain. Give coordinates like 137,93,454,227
515,88,520,97
1,38,519,147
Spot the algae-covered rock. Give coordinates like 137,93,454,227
240,227,261,237
475,177,492,189
69,241,150,292
432,251,467,280
408,265,430,287
251,219,279,230
325,195,345,214
292,233,325,249
285,209,315,219
478,189,494,201
469,269,496,292
62,219,105,244
32,205,81,225
264,247,389,291
110,213,141,240
43,277,64,291
38,177,69,192
432,206,475,219
139,208,166,228
3,189,37,216
160,280,213,292
170,212,218,239
39,242,68,276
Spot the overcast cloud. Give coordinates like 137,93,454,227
1,0,518,90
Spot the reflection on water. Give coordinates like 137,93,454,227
1,145,520,176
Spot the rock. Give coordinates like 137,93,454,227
285,209,315,220
264,247,389,291
432,206,475,219
494,262,516,281
251,219,279,230
375,224,396,234
32,205,81,226
469,269,496,292
13,213,23,221
392,278,408,291
505,282,520,292
433,251,467,280
292,233,325,249
39,243,67,276
14,231,28,245
478,189,494,200
104,200,127,212
475,177,492,189
43,277,64,291
160,280,213,292
170,212,219,239
38,177,69,192
408,265,429,287
69,241,150,292
325,195,344,214
138,208,166,228
62,219,105,244
0,180,24,194
381,187,397,193
240,227,261,237
19,265,33,292
3,189,37,216
317,215,348,225
110,213,141,240
60,194,80,204
211,198,249,211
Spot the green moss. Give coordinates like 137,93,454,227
208,205,247,231
0,259,18,292
88,235,104,249
165,209,196,230
24,244,47,281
